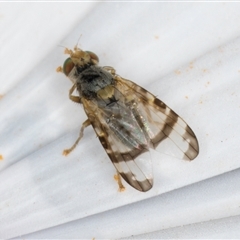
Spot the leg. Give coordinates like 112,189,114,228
63,119,91,156
56,67,80,100
69,84,81,103
114,172,125,192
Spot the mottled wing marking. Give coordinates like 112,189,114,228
81,74,198,191
82,99,153,192
116,77,199,161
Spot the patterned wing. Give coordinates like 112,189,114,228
82,98,153,192
116,76,199,161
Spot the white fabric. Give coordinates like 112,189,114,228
0,2,240,239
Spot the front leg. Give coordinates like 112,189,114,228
68,84,82,104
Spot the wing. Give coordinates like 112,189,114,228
115,76,199,161
81,74,199,192
82,98,153,192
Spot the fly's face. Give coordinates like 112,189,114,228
57,46,99,83
64,46,99,70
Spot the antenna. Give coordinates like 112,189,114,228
75,34,83,49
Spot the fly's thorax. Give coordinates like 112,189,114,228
76,65,115,100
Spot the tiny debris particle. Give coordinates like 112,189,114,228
175,70,181,75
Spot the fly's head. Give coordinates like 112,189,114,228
56,46,99,83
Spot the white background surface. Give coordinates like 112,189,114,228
0,2,240,239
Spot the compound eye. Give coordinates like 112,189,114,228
63,58,75,76
86,51,99,64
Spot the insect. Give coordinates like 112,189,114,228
56,45,199,192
